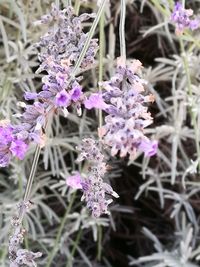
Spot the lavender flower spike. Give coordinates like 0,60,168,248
67,138,119,217
0,121,28,167
0,4,100,167
35,3,99,115
99,57,158,160
9,201,42,267
171,2,200,35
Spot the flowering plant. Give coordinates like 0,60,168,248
5,1,198,267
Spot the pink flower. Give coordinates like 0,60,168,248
66,173,83,189
138,139,158,157
84,93,108,110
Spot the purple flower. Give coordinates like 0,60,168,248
67,139,119,217
34,4,99,115
84,93,108,110
0,125,13,144
56,73,66,87
16,101,48,146
0,123,29,166
70,85,83,102
55,90,70,107
138,139,158,157
74,138,119,218
66,173,83,189
24,92,38,100
0,124,14,167
0,152,11,167
190,19,200,30
171,2,199,34
99,58,157,159
42,84,49,91
9,140,28,160
9,202,42,266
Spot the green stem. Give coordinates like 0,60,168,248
45,193,76,267
18,172,23,197
74,0,81,15
66,228,82,267
23,145,41,202
17,172,29,249
179,38,200,169
18,107,52,223
97,225,102,261
96,8,106,241
98,5,105,129
71,0,107,78
97,8,105,258
66,0,72,6
55,0,60,8
119,0,126,60
1,246,7,267
150,0,169,16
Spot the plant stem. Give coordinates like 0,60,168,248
97,9,105,245
74,0,81,15
150,0,169,16
66,0,72,6
1,246,7,267
45,192,76,267
18,171,23,197
18,106,53,222
179,38,200,169
97,224,102,261
71,0,107,78
55,0,60,8
98,5,105,129
66,228,82,267
23,145,41,202
119,0,126,60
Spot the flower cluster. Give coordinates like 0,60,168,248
0,4,99,167
14,101,49,145
171,2,199,35
97,58,158,160
67,138,119,217
30,3,98,114
9,201,42,267
0,101,48,167
0,122,28,167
